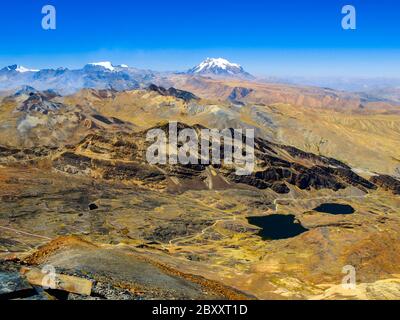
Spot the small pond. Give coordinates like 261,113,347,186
247,214,308,240
313,203,355,215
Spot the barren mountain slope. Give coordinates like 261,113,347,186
1,85,400,300
155,76,400,175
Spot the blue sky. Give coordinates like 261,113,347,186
0,0,399,77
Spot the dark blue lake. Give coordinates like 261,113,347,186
313,203,355,215
247,214,308,240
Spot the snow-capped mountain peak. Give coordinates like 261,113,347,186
196,58,240,72
4,65,39,73
187,58,253,79
16,65,39,73
87,61,115,71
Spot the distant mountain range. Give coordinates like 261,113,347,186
0,61,155,95
0,58,256,95
2,59,400,104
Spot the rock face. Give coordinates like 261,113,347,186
0,271,33,297
370,175,400,195
148,84,199,102
228,87,254,101
16,91,64,114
